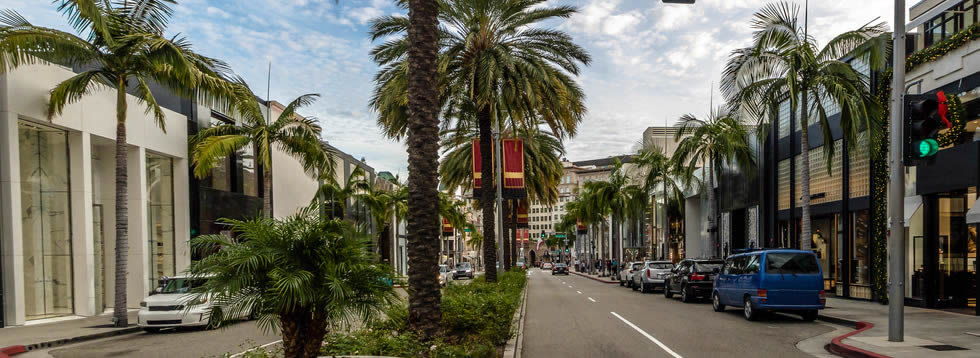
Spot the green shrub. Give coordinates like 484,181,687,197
322,271,527,357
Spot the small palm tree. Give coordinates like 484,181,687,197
360,184,408,264
634,144,693,258
189,207,397,358
314,165,370,221
0,0,237,326
721,1,886,248
191,88,330,218
581,159,631,262
673,108,754,258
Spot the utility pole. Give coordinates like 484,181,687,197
494,116,505,274
888,0,906,342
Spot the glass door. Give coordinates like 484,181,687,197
938,195,969,307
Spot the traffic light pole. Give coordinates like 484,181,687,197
888,0,906,343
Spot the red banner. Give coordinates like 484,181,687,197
442,217,453,236
576,218,587,233
502,138,525,189
517,200,529,227
471,139,494,190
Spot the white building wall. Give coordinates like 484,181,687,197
1,64,189,326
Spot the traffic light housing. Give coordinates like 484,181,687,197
904,94,948,165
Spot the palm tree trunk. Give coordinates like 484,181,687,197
707,154,717,258
478,106,497,282
510,201,517,266
263,165,273,218
113,84,129,327
799,93,812,250
502,200,511,271
405,0,442,340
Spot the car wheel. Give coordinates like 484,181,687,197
801,310,818,322
142,327,161,333
712,292,725,312
619,280,624,286
664,284,673,298
680,285,692,303
743,297,760,321
641,282,648,293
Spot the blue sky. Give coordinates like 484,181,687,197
4,0,907,176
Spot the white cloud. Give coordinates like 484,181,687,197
205,6,231,19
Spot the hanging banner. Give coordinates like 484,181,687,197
516,200,529,228
502,138,527,199
576,218,587,234
442,217,453,237
471,139,494,198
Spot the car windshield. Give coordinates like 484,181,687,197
766,253,820,274
456,263,471,270
694,262,724,273
631,263,643,270
647,263,673,269
159,278,205,294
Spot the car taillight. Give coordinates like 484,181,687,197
646,270,651,278
818,290,826,298
757,289,767,297
690,273,706,281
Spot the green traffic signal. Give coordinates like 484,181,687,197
917,139,939,158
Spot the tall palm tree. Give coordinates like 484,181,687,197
0,0,236,326
721,1,886,249
673,108,754,258
634,144,693,258
371,0,589,286
312,165,370,221
581,159,630,262
189,207,397,358
191,88,331,218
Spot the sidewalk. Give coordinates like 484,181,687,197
821,297,979,357
0,311,139,353
568,269,619,283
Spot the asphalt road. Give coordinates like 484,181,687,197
522,268,833,358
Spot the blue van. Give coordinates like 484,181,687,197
711,249,826,321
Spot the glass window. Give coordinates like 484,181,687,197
208,118,231,191
745,255,760,274
765,253,820,274
806,140,843,206
778,159,791,210
19,121,73,320
851,210,870,285
239,145,258,197
147,154,176,291
849,134,871,198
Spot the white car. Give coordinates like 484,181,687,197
137,276,249,332
439,264,451,286
620,262,644,287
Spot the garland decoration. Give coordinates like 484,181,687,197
870,69,893,303
938,93,968,147
907,22,980,72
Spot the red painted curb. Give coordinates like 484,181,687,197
569,271,618,284
828,322,890,358
1,345,27,357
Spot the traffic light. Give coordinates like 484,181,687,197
904,93,950,165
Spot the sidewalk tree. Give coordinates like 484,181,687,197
721,1,886,249
581,159,630,262
0,0,238,327
371,0,589,288
188,207,397,358
635,144,693,257
672,108,754,257
191,87,332,218
359,185,407,263
313,165,370,221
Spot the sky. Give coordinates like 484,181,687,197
4,0,913,176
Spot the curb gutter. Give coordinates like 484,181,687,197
2,326,142,356
820,319,890,358
503,276,530,358
569,271,618,284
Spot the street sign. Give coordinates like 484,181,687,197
464,228,472,233
556,233,566,238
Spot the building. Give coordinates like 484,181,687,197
0,63,383,327
901,0,980,314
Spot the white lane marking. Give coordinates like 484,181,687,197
610,312,682,358
577,291,582,294
568,285,573,288
230,340,283,358
587,297,596,302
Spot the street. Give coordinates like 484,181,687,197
523,268,834,357
22,320,280,358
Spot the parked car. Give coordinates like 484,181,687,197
664,258,724,303
138,276,249,332
453,262,474,280
552,263,569,275
541,262,554,270
712,249,826,321
439,264,450,286
516,260,526,270
620,262,644,287
632,261,674,293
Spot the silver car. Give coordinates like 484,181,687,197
620,262,644,287
632,261,675,293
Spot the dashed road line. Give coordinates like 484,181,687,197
577,291,582,294
610,312,682,358
587,297,596,302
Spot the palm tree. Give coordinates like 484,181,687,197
634,144,693,258
371,0,589,286
0,0,237,326
721,1,886,249
188,207,397,358
191,88,331,219
359,185,408,263
313,165,370,221
581,159,633,263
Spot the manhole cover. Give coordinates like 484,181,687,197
921,345,968,351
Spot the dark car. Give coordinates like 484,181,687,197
552,263,569,275
712,249,826,321
664,259,724,303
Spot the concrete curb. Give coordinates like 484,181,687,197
569,271,618,284
1,345,26,358
10,326,142,354
820,319,890,358
503,277,529,358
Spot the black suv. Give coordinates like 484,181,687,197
664,259,724,303
552,263,569,275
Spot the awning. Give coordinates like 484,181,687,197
967,196,980,224
904,196,922,228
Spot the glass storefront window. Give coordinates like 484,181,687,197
778,159,790,210
240,146,258,197
809,215,837,290
147,154,175,290
18,121,73,320
851,210,871,285
778,99,791,139
850,134,870,198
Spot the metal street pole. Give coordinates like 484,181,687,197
888,0,906,343
494,116,505,274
